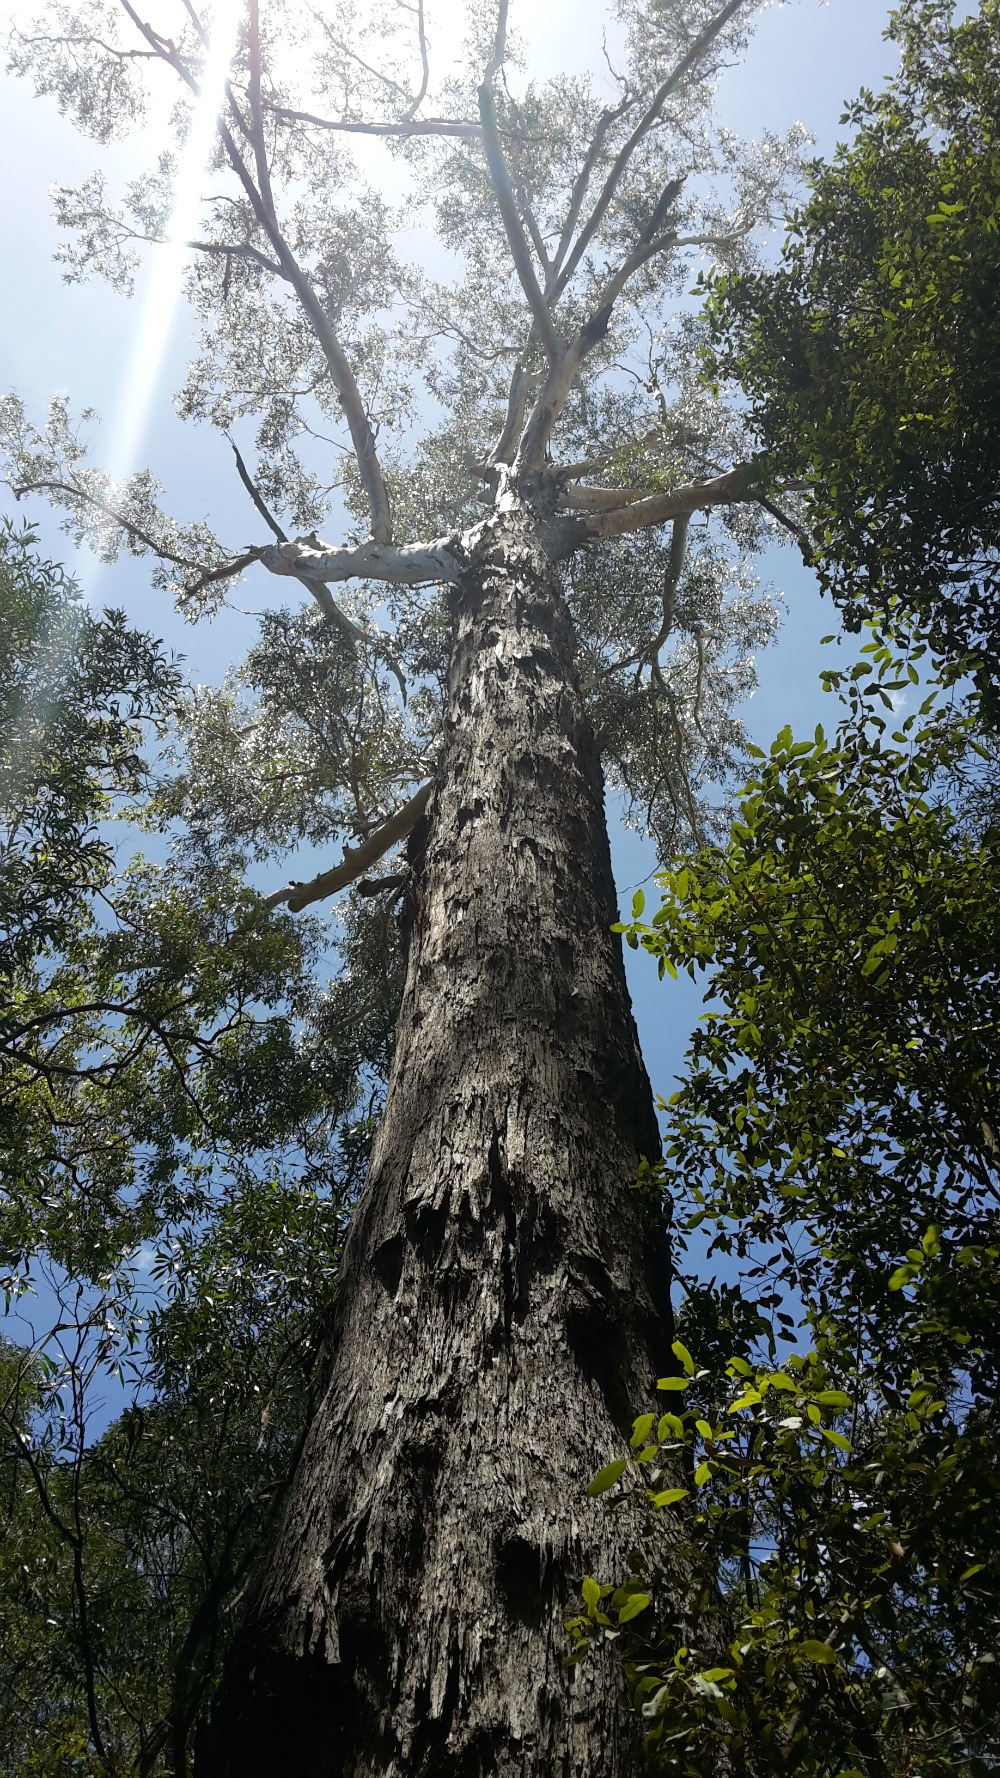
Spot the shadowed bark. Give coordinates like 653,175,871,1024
202,504,686,1776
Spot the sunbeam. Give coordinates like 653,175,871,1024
82,0,243,597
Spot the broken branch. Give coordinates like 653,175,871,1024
244,782,434,923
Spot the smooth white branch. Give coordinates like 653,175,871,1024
259,534,468,587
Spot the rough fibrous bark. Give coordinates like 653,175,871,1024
205,507,684,1776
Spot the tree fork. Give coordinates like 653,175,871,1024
203,507,685,1776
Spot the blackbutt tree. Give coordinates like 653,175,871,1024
2,1,807,1769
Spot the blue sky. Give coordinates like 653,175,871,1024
0,0,905,1202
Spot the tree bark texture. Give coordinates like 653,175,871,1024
205,508,687,1776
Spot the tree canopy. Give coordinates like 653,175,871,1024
2,0,804,864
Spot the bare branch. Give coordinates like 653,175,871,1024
556,449,626,482
185,237,283,274
752,489,815,551
516,318,606,473
555,464,753,550
178,0,209,45
306,2,415,106
357,872,407,898
117,0,197,86
214,112,393,544
16,28,159,61
228,437,287,541
112,0,392,542
9,476,205,570
405,0,430,120
489,361,533,467
520,200,552,280
264,103,480,139
591,228,678,312
515,229,684,471
484,0,510,84
183,548,267,598
639,176,685,244
246,0,277,215
558,484,653,511
259,531,468,588
547,96,633,289
656,512,690,655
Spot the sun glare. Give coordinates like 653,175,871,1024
87,1,243,590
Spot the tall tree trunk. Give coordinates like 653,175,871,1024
205,507,684,1775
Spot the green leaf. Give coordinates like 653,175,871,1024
796,1640,839,1666
760,1372,796,1393
618,1592,652,1623
728,1389,763,1413
671,1339,696,1376
587,1459,628,1497
656,1376,691,1392
582,1576,601,1610
630,1414,656,1450
651,1487,690,1508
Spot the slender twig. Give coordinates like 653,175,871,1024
264,102,480,139
10,477,202,569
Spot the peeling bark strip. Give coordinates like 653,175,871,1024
206,510,685,1776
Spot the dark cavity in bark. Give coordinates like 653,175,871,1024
202,508,685,1777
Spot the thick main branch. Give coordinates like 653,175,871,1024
558,464,754,547
477,81,561,362
259,532,468,587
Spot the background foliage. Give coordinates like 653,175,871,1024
575,625,1000,1776
0,522,388,1774
700,0,1000,711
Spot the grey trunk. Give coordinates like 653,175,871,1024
204,508,685,1775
